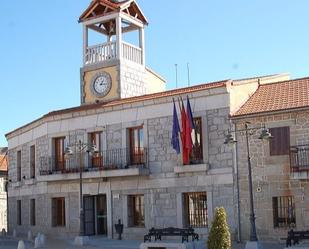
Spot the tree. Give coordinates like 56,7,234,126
207,207,231,249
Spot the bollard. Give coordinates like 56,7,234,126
40,234,46,246
115,219,124,240
1,228,6,237
27,230,32,240
17,240,25,249
13,229,17,238
34,236,40,248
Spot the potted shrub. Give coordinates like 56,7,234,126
207,207,231,249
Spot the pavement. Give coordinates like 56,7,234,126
0,236,306,249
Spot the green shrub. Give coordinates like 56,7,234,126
207,207,231,249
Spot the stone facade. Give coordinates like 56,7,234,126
119,60,147,98
233,111,309,241
6,86,237,240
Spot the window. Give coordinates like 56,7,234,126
53,137,65,171
30,145,35,178
183,192,208,227
89,132,102,168
269,127,290,156
128,126,144,165
30,199,36,226
128,195,144,227
2,177,8,192
17,151,21,182
17,200,21,225
273,196,295,228
190,117,203,164
52,197,66,227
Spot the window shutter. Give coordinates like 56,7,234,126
269,127,290,156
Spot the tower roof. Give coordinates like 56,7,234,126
79,0,148,25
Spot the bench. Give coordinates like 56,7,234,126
286,229,309,247
144,227,199,243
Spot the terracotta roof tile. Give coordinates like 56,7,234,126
5,80,228,137
233,77,309,117
0,155,7,172
79,0,148,25
47,80,229,116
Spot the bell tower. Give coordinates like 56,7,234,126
79,0,165,105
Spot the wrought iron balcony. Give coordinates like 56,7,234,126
290,145,309,173
39,148,148,175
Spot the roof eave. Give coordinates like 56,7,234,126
231,106,309,120
5,80,229,139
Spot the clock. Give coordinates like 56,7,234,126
91,72,112,97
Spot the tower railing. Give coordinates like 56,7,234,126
84,41,142,65
122,41,142,65
85,41,117,65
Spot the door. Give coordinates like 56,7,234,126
89,132,103,168
129,126,144,165
96,195,107,235
84,196,95,236
54,137,65,171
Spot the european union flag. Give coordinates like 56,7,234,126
171,100,180,154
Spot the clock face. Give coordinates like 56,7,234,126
91,72,112,97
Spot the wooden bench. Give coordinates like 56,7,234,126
286,229,309,247
144,227,199,243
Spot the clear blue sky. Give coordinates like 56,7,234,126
1,0,309,146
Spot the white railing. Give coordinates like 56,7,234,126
122,41,142,65
85,41,117,65
84,41,143,65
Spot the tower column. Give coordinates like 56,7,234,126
116,16,122,60
139,27,145,66
83,25,88,65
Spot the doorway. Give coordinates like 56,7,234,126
84,195,107,236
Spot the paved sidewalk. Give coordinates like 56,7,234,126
0,236,303,249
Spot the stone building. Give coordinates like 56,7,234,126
231,77,309,241
0,147,8,231
4,0,302,242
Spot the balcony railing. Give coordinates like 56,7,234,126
84,41,142,65
290,145,309,172
39,148,148,175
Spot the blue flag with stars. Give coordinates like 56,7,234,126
171,100,180,154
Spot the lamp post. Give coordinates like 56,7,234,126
65,140,98,244
224,123,272,249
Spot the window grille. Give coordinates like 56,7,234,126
273,196,296,228
183,192,207,227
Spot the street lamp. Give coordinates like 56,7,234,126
225,123,273,249
65,140,98,245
